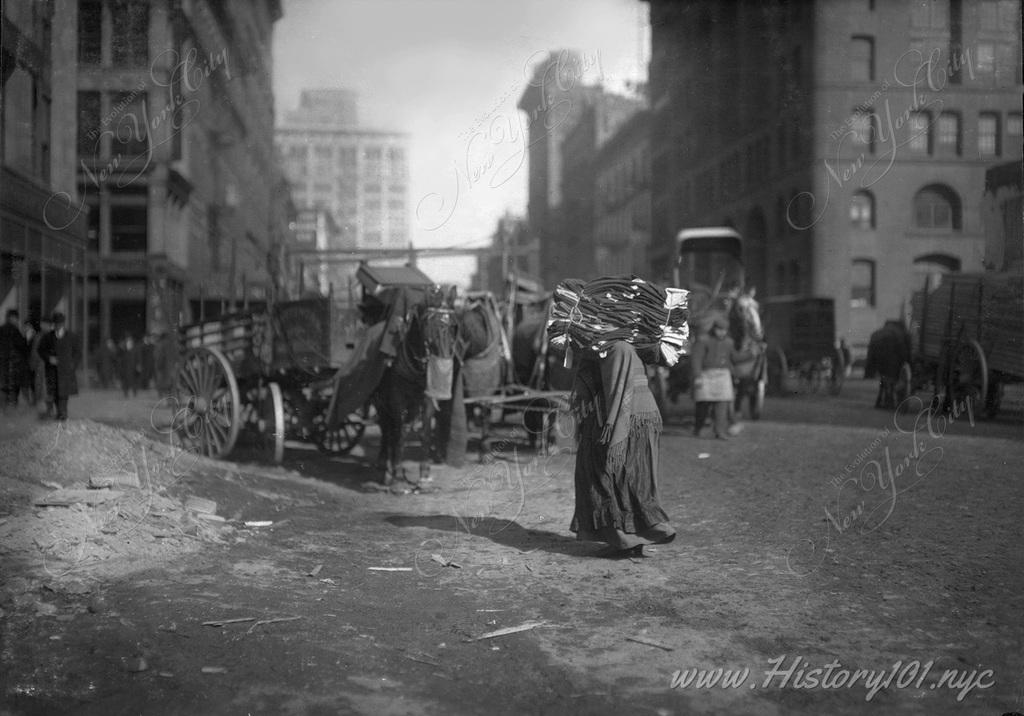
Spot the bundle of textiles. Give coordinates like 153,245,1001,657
547,276,690,366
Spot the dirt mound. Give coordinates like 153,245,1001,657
0,419,228,592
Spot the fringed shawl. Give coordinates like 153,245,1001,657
571,341,662,474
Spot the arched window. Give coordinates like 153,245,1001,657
913,184,962,229
850,190,875,229
851,259,876,307
775,262,787,294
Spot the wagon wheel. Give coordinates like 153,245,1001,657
894,362,913,412
312,404,368,455
257,382,286,463
174,346,241,458
949,338,988,415
934,339,987,415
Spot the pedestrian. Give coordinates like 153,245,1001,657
153,327,180,398
0,309,29,411
96,337,117,389
20,321,38,405
569,340,676,558
140,334,155,390
839,337,853,379
118,334,142,398
36,312,81,421
691,313,755,439
30,318,53,416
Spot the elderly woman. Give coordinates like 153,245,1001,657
570,340,675,558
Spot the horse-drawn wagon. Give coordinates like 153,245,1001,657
172,263,435,464
655,227,767,419
762,296,845,396
909,271,1024,418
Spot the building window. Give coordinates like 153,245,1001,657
77,91,101,157
910,0,948,29
851,111,875,152
975,43,995,74
850,190,875,229
111,91,148,159
851,36,874,81
913,185,961,230
1007,112,1022,137
936,112,960,155
78,0,102,64
110,188,148,252
978,113,1000,156
851,259,876,307
111,0,149,66
364,147,382,161
908,112,931,154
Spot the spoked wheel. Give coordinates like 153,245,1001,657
949,338,988,414
312,404,368,455
895,362,913,411
174,347,241,458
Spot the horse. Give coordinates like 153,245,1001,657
728,288,766,419
375,288,508,483
371,289,436,485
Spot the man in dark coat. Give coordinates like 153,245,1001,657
96,337,117,389
118,334,142,397
864,320,912,410
0,309,28,411
36,312,81,421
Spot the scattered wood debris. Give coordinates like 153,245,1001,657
308,564,324,577
625,635,674,651
201,666,227,674
185,496,217,515
430,553,462,569
464,620,550,642
367,567,412,572
202,617,257,627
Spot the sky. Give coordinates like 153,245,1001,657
272,0,649,286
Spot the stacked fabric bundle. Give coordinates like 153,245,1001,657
547,277,690,366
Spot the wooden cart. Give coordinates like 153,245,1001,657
762,296,845,396
910,271,1024,418
172,297,370,462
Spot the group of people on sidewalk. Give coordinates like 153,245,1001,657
0,309,80,420
0,308,181,420
93,332,180,398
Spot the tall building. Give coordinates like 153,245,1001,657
644,0,1022,358
561,91,646,280
1,1,89,353
276,89,411,294
517,50,605,289
65,0,291,346
594,108,651,276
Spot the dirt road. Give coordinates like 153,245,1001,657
2,381,1022,714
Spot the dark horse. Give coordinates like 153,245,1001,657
374,288,507,483
510,302,575,454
